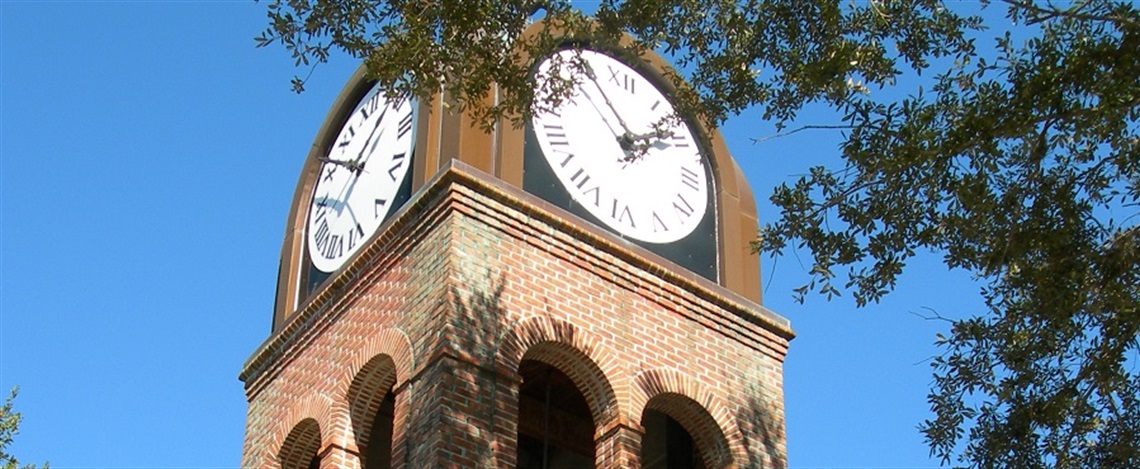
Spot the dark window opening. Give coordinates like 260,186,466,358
516,360,595,469
364,392,395,469
641,409,705,469
280,419,321,469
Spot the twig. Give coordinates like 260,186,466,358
910,306,955,323
750,124,854,144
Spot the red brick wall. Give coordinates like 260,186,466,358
241,162,793,468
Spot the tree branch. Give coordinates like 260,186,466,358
1001,0,1140,27
750,124,854,144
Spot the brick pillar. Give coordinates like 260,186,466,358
318,444,361,469
487,371,521,469
595,417,644,468
403,354,518,467
389,382,411,469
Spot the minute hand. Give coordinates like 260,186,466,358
578,86,624,139
353,106,388,170
583,62,635,138
579,84,650,160
582,62,670,160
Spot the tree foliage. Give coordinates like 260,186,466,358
1,388,47,469
257,0,1140,466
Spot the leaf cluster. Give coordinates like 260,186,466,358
1,388,47,469
256,0,975,128
257,0,619,128
755,1,1140,466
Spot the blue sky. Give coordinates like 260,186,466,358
1,1,987,468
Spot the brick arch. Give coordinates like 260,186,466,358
345,353,398,465
279,418,321,469
497,315,623,426
270,394,336,468
341,328,415,390
335,328,414,456
632,369,746,468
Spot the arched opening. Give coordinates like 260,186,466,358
516,359,595,469
640,393,732,468
641,409,705,469
348,355,398,469
363,391,395,469
279,418,321,469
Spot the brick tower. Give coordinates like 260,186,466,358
240,26,794,469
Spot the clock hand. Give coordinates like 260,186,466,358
615,122,682,168
338,166,365,209
356,127,385,171
343,202,361,228
320,159,366,214
581,61,680,162
615,129,671,166
618,115,685,165
582,61,636,138
628,128,675,149
353,106,389,170
576,78,645,159
577,86,625,139
317,156,362,172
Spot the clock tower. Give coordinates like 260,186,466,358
241,24,794,469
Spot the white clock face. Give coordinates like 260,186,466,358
531,49,710,244
307,83,415,272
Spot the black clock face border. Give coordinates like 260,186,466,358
523,47,719,281
302,82,417,295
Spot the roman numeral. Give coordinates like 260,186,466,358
323,166,336,181
397,111,414,138
652,212,668,232
322,234,343,259
347,223,364,250
569,168,591,189
671,133,691,148
557,150,576,167
313,218,331,253
680,166,701,191
375,198,388,218
338,126,355,147
582,186,601,207
612,200,635,228
607,66,635,94
363,94,383,119
388,152,406,181
543,123,569,146
673,193,694,219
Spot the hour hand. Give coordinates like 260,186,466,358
576,84,647,157
634,128,675,147
617,128,675,163
317,156,362,173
